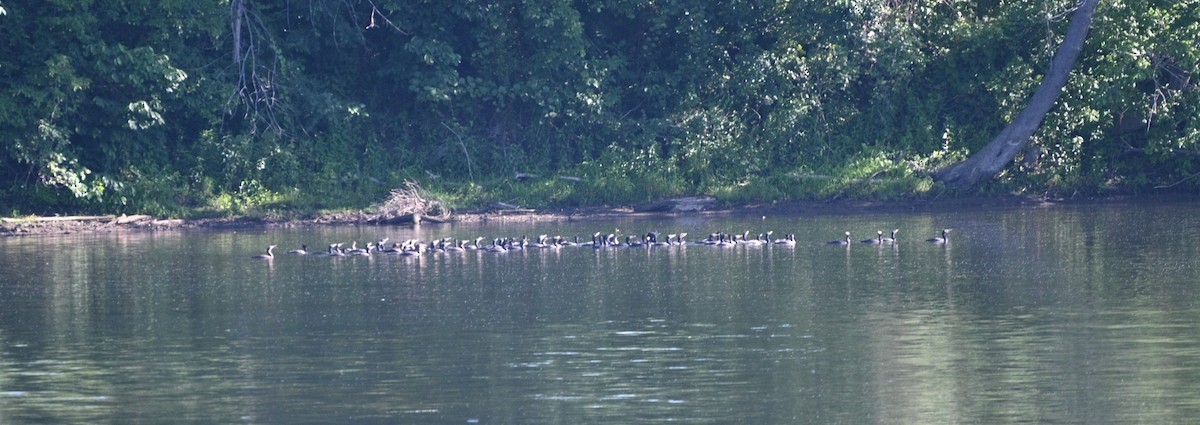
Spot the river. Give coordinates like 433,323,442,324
2,202,1199,424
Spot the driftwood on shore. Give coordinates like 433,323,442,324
0,214,155,225
1,214,176,236
1,215,115,224
374,212,448,225
486,202,537,214
117,215,154,224
372,180,451,224
634,196,717,213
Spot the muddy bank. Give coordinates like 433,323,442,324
3,194,1195,237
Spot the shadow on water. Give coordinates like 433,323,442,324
3,202,1200,423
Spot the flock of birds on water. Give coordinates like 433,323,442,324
250,228,954,259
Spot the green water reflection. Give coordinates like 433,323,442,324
2,203,1200,424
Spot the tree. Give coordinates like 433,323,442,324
934,0,1101,188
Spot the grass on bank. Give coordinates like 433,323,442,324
189,150,947,218
4,147,1172,220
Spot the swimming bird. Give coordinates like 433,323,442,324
862,230,883,244
288,244,308,255
738,231,760,246
558,235,580,247
351,242,374,256
398,240,422,256
882,229,899,244
649,232,670,247
743,231,769,246
774,233,796,246
529,235,552,249
252,245,277,259
345,241,370,255
927,228,952,243
486,238,508,253
828,232,851,245
444,238,465,252
508,236,528,250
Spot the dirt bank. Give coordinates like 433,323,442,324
2,194,1193,237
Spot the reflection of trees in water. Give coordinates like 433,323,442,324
6,207,1200,423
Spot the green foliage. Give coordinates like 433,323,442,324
1,0,1198,216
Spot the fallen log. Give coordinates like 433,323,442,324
1,215,116,224
116,214,154,224
485,201,537,214
634,196,716,213
376,212,448,225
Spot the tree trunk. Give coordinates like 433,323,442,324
934,0,1100,188
232,0,245,65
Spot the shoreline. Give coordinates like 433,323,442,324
3,193,1196,237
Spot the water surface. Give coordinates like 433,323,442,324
2,203,1200,424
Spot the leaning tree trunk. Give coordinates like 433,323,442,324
935,0,1100,188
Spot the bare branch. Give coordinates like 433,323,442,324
442,122,474,181
364,0,408,34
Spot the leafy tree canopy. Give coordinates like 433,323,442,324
1,0,1196,215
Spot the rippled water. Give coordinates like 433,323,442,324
3,203,1200,424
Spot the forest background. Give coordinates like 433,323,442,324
1,0,1197,217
